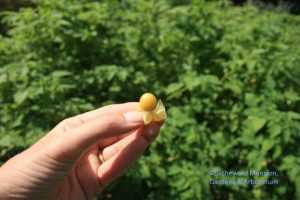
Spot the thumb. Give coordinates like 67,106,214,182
30,112,144,162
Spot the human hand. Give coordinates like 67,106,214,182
0,102,163,200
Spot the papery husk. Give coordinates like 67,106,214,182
137,100,167,125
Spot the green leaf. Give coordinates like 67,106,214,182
14,89,29,104
165,82,185,95
249,116,267,133
245,93,257,107
262,140,274,154
0,135,13,147
51,70,72,78
156,168,167,180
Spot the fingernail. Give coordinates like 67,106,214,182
124,112,144,123
145,124,160,141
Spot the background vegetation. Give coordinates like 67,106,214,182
1,0,300,199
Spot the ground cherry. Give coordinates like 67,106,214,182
139,93,158,112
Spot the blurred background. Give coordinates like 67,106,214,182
0,0,300,199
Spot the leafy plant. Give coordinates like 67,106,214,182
0,0,300,199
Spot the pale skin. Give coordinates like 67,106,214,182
0,102,163,200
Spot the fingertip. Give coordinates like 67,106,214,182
156,119,165,127
123,111,144,124
142,123,160,142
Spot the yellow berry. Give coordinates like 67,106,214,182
139,93,157,112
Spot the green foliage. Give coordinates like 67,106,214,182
1,0,300,199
